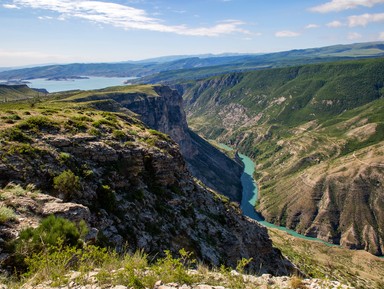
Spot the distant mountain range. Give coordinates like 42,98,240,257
0,41,383,81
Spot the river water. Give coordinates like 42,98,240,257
218,143,337,245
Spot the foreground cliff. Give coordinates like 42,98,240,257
68,85,243,202
181,58,384,255
0,86,291,275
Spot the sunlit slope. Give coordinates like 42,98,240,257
183,58,384,255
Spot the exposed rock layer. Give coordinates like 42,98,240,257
73,85,243,202
0,91,291,274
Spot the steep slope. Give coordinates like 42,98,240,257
182,58,384,255
0,94,291,274
65,84,243,202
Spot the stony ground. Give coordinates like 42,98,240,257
4,270,354,289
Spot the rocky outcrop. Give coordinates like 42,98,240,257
73,85,243,202
0,104,292,275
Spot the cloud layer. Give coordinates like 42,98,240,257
6,0,249,36
310,0,384,13
348,13,384,26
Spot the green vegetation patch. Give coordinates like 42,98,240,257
17,115,60,132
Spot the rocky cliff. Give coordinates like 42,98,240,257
0,87,292,274
70,85,243,202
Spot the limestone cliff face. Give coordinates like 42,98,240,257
0,103,292,274
74,85,243,202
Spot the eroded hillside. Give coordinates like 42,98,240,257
182,58,384,255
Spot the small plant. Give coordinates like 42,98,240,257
7,143,40,156
96,184,116,212
148,129,170,141
3,182,27,196
153,249,196,285
53,170,80,199
58,152,71,164
88,127,101,136
0,205,16,223
112,129,127,141
64,119,88,133
290,275,305,289
92,118,117,129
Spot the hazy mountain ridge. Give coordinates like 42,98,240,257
0,42,383,82
181,58,384,255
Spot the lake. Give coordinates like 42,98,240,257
21,76,136,93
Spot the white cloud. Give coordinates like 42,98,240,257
348,32,362,39
305,24,320,29
348,13,384,26
38,16,53,20
7,0,250,37
3,4,19,9
379,32,384,40
326,20,344,27
310,0,384,13
275,30,300,37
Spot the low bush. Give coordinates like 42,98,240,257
53,170,81,199
17,115,59,132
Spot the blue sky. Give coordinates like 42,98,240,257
1,0,384,67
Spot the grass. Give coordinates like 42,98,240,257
3,239,259,289
0,205,16,223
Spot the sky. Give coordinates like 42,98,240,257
1,0,384,67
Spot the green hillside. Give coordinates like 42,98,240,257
0,84,43,102
183,57,384,256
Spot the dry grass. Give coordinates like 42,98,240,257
269,228,384,289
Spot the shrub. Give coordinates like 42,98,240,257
112,130,127,141
53,170,80,199
58,152,71,164
96,185,116,212
13,215,86,271
17,116,59,132
64,119,88,133
20,216,81,248
0,127,31,143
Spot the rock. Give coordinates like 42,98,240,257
42,202,90,222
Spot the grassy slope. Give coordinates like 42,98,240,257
0,84,41,102
269,228,384,289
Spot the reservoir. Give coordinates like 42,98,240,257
7,76,136,93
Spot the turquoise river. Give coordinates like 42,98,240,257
218,143,337,246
